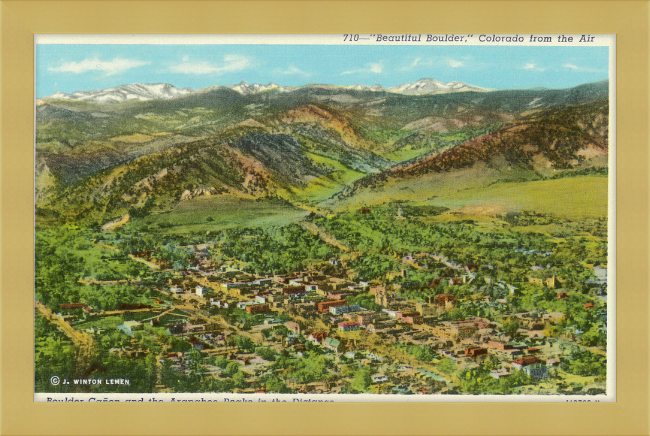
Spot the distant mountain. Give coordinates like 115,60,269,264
344,79,488,95
35,79,609,225
43,78,489,103
228,81,293,95
224,78,488,95
43,78,607,106
346,84,384,92
46,83,193,103
388,78,488,94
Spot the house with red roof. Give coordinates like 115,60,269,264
308,331,328,345
465,347,488,358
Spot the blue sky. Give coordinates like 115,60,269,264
36,44,609,98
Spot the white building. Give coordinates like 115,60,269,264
330,304,361,315
522,363,548,380
382,309,399,318
512,357,549,380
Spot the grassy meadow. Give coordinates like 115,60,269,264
133,195,309,234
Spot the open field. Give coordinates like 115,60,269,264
330,174,608,219
135,195,309,233
428,176,608,219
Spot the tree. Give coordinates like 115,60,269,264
255,347,277,361
370,383,392,394
232,371,246,389
187,349,204,375
225,361,240,377
502,318,522,339
233,335,256,353
438,357,455,374
264,376,292,393
351,368,372,393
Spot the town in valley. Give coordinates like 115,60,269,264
35,42,610,397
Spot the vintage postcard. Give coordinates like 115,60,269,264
34,34,614,402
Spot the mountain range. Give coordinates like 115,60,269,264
43,78,489,103
46,83,194,104
35,79,609,226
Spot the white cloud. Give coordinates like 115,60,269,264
400,57,435,71
170,54,251,74
279,66,312,76
341,62,384,75
523,63,545,72
447,59,464,68
563,63,605,73
48,57,149,76
408,57,422,69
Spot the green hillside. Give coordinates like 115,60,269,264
36,81,610,229
332,99,608,213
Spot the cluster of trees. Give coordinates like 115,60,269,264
161,358,239,393
258,374,292,393
37,311,159,393
560,348,606,377
231,335,256,353
350,254,399,281
151,245,193,270
458,357,537,394
312,207,557,282
213,225,338,275
76,284,154,312
36,226,151,310
255,347,278,362
511,287,606,347
346,293,381,311
261,325,290,340
115,230,195,255
269,351,337,385
128,198,155,219
398,344,437,362
159,350,255,393
337,363,377,393
35,313,76,393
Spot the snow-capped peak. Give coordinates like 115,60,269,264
45,83,193,103
49,91,69,99
228,81,290,95
388,78,487,94
43,78,489,104
347,84,385,92
344,79,487,95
